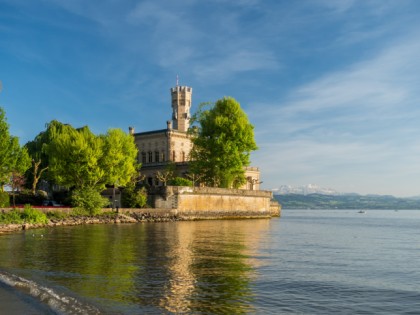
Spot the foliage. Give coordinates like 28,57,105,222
0,191,9,207
21,205,48,224
14,189,46,206
189,97,257,188
71,187,109,215
0,107,31,190
46,210,69,220
168,177,193,187
27,121,139,212
155,163,175,186
0,209,22,224
11,173,26,192
100,128,139,187
24,120,64,192
121,184,148,208
0,205,48,224
46,124,105,189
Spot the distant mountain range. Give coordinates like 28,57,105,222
272,185,420,209
275,193,420,210
271,184,340,196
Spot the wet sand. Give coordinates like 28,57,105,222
0,283,53,315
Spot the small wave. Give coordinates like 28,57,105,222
0,271,101,314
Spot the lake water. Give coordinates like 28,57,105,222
0,210,420,314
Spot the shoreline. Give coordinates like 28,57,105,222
0,210,275,235
0,212,180,235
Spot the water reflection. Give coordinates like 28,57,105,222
0,219,272,313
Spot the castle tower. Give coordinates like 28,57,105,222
171,85,192,132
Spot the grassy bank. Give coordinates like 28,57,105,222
0,206,179,234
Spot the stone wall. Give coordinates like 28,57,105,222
152,186,281,219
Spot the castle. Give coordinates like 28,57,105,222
130,84,261,190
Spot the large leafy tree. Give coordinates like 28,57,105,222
46,124,105,189
25,120,64,194
10,146,31,206
100,128,139,187
45,123,139,213
189,97,257,188
0,107,31,191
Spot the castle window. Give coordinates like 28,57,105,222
141,152,146,164
161,152,166,162
155,151,160,163
148,151,153,163
182,151,185,162
172,151,176,161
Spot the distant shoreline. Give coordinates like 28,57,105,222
275,193,420,210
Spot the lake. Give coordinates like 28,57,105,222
1,210,419,314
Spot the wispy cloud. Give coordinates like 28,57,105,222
251,32,420,196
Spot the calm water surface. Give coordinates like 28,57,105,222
0,210,420,314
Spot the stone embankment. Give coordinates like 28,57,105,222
1,186,281,234
0,211,180,234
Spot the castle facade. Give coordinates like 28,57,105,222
131,84,260,190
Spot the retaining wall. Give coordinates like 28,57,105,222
152,186,281,219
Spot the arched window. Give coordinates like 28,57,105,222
148,151,153,163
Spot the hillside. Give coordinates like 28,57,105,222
274,193,420,210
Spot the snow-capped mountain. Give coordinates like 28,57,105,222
271,184,340,196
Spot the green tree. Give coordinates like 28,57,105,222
155,162,175,186
25,120,65,194
121,184,148,208
10,146,31,206
189,97,257,188
47,124,105,189
0,107,31,191
71,187,109,215
45,123,139,214
101,128,139,187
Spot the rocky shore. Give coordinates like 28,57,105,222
0,212,180,234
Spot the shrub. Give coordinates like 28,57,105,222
0,205,48,224
71,187,108,215
22,205,48,224
168,177,193,187
0,209,22,224
14,190,46,206
121,186,147,208
46,210,69,220
0,191,10,207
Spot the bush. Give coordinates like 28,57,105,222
0,209,22,224
46,210,69,220
121,186,148,208
0,205,48,224
14,190,46,206
168,177,193,187
0,191,10,207
21,205,48,224
71,187,109,215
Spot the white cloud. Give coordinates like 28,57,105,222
251,33,420,196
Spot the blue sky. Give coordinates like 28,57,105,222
1,0,420,196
